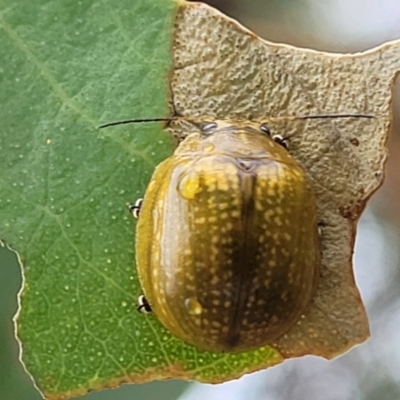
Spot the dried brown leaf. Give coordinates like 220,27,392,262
171,1,400,359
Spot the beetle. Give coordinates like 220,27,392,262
100,113,373,353
136,118,320,353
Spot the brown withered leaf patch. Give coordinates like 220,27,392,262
171,1,400,360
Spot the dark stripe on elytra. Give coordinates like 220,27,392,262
224,164,258,348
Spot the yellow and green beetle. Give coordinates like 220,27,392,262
133,119,320,353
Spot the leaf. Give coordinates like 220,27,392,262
0,0,181,398
172,2,400,358
0,1,399,399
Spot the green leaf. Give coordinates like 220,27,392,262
0,0,282,398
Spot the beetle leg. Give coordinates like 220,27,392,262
272,134,289,149
137,295,152,313
129,198,143,219
317,221,326,237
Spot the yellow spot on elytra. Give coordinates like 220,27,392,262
179,176,200,199
185,298,203,315
284,232,291,241
211,246,219,255
264,209,274,220
217,178,229,191
207,182,216,192
282,249,290,257
218,203,229,210
211,236,219,244
226,222,233,230
255,200,264,211
275,207,283,215
210,254,218,263
264,271,272,288
186,273,195,281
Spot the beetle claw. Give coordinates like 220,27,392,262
272,134,289,149
137,295,152,313
129,198,143,219
317,221,326,237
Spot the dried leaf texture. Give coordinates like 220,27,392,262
171,2,400,358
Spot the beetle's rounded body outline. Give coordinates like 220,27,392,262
135,120,320,353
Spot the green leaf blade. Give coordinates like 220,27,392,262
1,0,179,397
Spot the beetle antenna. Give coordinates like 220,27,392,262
267,113,374,122
98,117,179,129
